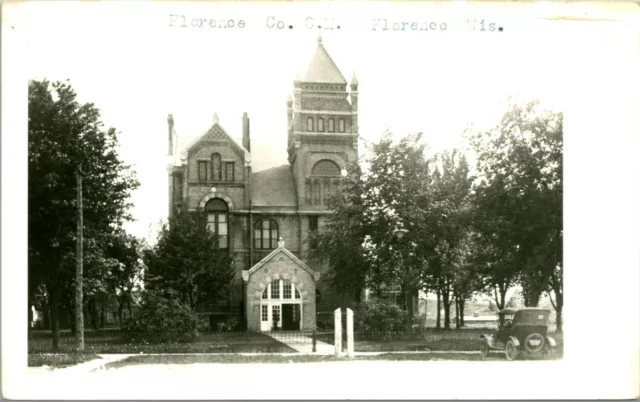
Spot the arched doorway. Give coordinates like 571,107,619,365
260,279,302,331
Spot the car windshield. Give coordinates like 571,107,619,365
502,314,515,326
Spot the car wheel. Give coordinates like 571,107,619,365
505,340,518,361
542,344,552,359
481,342,490,358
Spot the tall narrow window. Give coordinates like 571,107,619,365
225,162,234,181
205,198,228,249
328,118,335,132
254,219,279,249
211,153,222,181
271,280,280,299
313,179,321,205
261,305,268,321
198,161,208,181
307,117,314,132
283,280,292,299
309,216,318,232
338,118,345,132
317,118,324,132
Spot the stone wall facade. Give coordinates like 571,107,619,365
243,248,318,331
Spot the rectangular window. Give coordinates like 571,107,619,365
206,214,216,233
271,280,280,299
313,180,321,205
309,216,318,232
305,182,311,205
198,161,208,181
225,162,234,181
261,305,268,321
283,281,292,299
218,214,227,249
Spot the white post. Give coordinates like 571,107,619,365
346,308,354,358
334,308,342,358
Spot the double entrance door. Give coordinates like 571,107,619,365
261,303,301,331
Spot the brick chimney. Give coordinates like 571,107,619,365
242,112,251,152
167,114,174,156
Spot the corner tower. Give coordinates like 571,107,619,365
287,37,359,209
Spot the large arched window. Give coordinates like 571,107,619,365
307,117,314,132
261,279,301,300
254,219,278,249
307,160,343,206
211,153,222,181
317,117,324,132
205,198,228,249
312,160,341,176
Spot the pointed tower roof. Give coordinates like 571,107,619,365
350,71,359,86
302,37,348,84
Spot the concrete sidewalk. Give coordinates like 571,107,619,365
266,332,335,354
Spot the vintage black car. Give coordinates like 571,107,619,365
480,307,556,360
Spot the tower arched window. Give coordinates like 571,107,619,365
211,153,222,181
317,117,324,132
308,159,342,205
328,118,335,133
205,198,228,249
254,219,279,249
338,118,345,132
307,117,314,132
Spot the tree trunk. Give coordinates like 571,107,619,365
43,298,50,330
50,284,60,352
442,287,451,330
459,299,465,327
436,288,441,330
454,295,460,329
100,303,105,328
556,296,563,333
127,298,132,320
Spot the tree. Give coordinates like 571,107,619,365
28,79,139,350
359,132,432,329
309,163,371,305
143,211,234,311
425,149,476,329
104,231,146,325
469,99,563,328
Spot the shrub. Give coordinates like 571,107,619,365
123,291,198,344
352,300,405,334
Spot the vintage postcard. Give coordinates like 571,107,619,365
2,0,639,399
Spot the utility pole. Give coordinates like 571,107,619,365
75,167,84,351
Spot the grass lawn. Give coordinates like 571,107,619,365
317,329,564,354
29,331,296,354
28,353,101,367
105,351,561,368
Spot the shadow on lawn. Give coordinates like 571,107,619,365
29,331,296,354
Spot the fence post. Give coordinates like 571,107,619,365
346,308,354,358
312,328,317,353
334,308,342,357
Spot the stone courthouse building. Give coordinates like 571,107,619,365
166,38,359,331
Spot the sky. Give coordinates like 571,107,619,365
17,1,576,243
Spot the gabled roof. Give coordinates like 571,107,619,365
250,165,296,207
180,121,251,165
302,38,347,84
244,245,319,280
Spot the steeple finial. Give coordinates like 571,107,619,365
213,113,219,124
317,34,322,45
